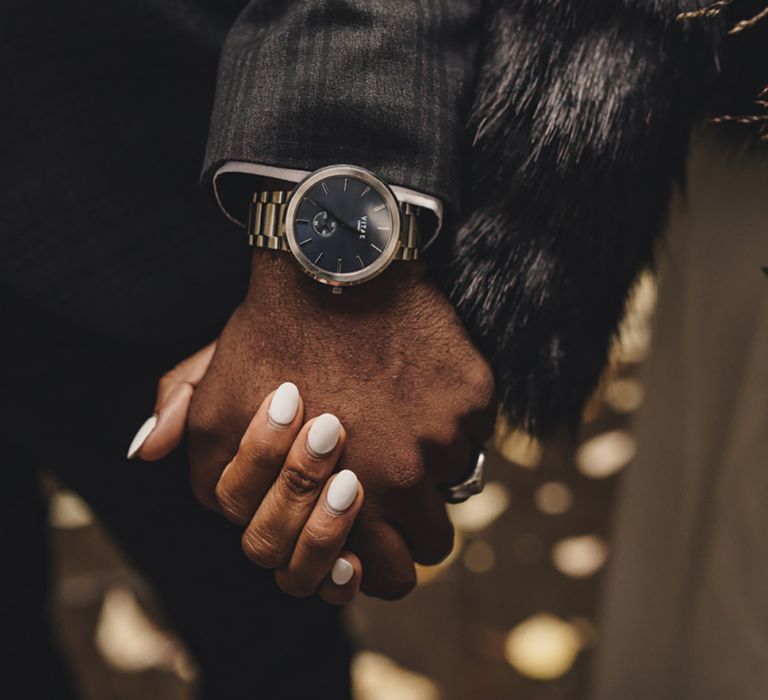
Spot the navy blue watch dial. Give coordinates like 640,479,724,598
292,176,395,274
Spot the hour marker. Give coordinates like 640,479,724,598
314,252,324,264
299,238,312,246
337,257,343,272
296,219,310,224
370,243,383,253
377,225,390,231
304,197,318,207
321,182,329,195
373,204,386,212
360,185,371,198
356,255,365,268
344,178,348,192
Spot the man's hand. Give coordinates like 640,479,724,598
186,251,495,599
131,250,496,600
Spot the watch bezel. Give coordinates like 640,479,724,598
285,164,402,287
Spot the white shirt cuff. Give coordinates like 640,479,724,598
213,161,444,250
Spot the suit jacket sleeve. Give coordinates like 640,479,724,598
429,0,727,435
203,0,482,214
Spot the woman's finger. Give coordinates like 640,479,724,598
214,382,304,524
274,470,363,597
317,551,362,606
128,341,217,461
241,413,346,569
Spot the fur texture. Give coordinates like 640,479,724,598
429,0,728,435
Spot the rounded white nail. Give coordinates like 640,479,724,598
127,415,158,459
331,558,354,586
326,470,359,514
307,413,341,456
268,382,300,426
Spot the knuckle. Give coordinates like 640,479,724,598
241,529,285,569
386,457,424,495
157,372,176,398
425,420,463,451
279,462,324,500
465,359,496,408
241,436,280,467
214,482,251,525
299,522,338,555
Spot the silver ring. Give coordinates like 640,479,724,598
441,449,486,504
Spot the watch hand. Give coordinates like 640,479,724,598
306,196,361,236
319,206,358,235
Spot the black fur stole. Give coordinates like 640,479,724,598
431,0,728,435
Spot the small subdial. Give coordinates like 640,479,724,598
312,211,337,238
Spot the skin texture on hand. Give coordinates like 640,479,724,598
187,251,496,600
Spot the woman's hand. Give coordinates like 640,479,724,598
218,385,364,604
129,372,363,604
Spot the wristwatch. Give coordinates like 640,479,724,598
246,164,421,292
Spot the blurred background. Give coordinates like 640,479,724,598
46,274,657,700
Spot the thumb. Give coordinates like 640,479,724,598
127,341,217,461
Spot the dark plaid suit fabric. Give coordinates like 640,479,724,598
0,0,480,342
204,0,481,211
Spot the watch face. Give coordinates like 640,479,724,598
285,166,401,286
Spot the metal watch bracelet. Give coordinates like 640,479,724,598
246,190,421,261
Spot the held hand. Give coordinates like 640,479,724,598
186,251,497,599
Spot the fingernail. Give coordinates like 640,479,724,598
307,413,341,456
268,382,300,426
331,557,354,586
127,415,158,459
326,470,359,514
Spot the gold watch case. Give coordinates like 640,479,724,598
284,164,403,287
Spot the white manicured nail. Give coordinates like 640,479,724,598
127,416,157,459
326,470,359,514
307,413,341,456
331,558,354,586
268,382,300,426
